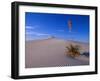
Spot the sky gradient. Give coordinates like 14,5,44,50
25,12,89,43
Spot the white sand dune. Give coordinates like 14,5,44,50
25,38,89,68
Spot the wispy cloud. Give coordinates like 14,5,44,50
26,25,50,37
26,31,50,36
26,25,38,30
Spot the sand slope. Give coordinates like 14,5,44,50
25,38,89,68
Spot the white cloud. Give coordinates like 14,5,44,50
26,26,32,29
26,25,38,29
26,25,50,36
26,31,50,36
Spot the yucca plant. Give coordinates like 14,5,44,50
66,44,80,57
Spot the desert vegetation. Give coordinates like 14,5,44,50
66,44,81,57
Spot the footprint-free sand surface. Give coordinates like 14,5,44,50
25,38,89,68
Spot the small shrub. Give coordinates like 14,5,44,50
66,44,80,57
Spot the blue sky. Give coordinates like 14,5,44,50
25,12,89,43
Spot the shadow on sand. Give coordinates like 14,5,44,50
82,52,89,57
